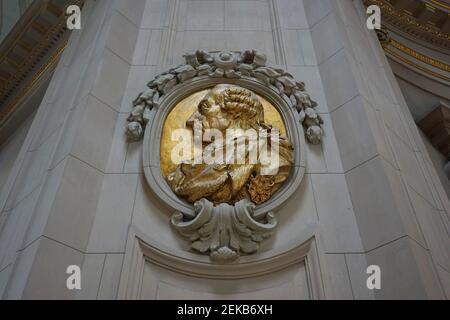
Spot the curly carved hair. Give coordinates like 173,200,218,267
223,87,263,118
213,85,265,129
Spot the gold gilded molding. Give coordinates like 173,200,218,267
0,41,67,127
364,0,450,49
0,0,84,126
372,15,450,82
384,45,450,82
427,0,450,11
389,38,450,73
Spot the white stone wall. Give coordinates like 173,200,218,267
0,0,145,299
0,0,448,299
0,114,34,197
310,0,450,299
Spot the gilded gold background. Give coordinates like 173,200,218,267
160,89,287,177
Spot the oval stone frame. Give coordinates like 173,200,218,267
127,50,323,261
143,76,306,217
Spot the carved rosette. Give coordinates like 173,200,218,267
127,50,322,261
126,50,324,145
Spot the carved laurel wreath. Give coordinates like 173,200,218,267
126,50,323,144
126,50,324,262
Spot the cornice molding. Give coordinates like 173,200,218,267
385,45,450,82
0,0,84,126
364,0,450,50
375,27,450,84
418,102,450,159
0,40,66,129
427,0,450,12
390,38,450,72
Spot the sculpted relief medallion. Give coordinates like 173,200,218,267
126,50,323,261
164,84,294,206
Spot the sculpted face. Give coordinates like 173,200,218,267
167,84,294,205
196,85,231,132
187,84,265,133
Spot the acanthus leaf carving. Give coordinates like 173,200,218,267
170,199,277,261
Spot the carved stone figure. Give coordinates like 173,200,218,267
166,84,294,206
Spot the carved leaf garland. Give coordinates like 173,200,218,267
126,50,324,145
